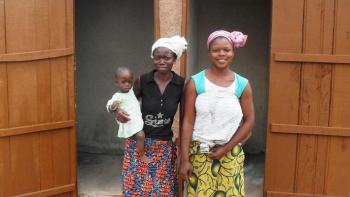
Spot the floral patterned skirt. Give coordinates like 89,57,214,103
186,142,245,197
122,137,178,197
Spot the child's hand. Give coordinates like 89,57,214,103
113,100,121,105
111,100,121,110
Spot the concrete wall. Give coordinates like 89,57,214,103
187,0,271,153
76,0,154,154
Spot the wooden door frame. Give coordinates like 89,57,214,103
154,1,188,196
154,0,188,77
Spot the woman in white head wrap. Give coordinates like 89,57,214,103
151,35,187,59
115,35,187,197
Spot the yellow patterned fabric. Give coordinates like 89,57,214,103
186,142,245,197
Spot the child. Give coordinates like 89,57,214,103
106,67,148,163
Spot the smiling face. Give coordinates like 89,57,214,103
115,70,133,93
208,37,234,69
152,47,176,74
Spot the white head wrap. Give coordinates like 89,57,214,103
151,36,188,60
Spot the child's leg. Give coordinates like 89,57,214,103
134,130,149,162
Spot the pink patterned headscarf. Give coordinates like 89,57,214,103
207,30,248,49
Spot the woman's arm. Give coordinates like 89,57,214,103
173,81,186,146
175,81,187,171
133,76,141,99
180,79,197,181
208,82,255,160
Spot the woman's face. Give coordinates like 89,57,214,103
152,47,176,73
208,37,234,69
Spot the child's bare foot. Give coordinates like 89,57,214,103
140,154,150,163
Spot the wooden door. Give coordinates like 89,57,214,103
0,0,76,196
264,0,350,196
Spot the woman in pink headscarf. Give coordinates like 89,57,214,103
180,30,255,197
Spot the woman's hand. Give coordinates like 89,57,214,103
114,109,130,123
208,145,229,160
180,160,193,182
175,153,181,172
172,132,179,147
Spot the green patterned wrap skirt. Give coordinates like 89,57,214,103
186,141,245,197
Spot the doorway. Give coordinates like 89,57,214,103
75,0,271,196
76,0,271,196
75,0,154,195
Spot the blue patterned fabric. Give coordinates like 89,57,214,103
121,137,178,197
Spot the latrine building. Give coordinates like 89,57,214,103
0,0,349,196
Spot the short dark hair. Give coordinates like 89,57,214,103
115,67,132,78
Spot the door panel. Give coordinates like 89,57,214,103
265,0,350,196
265,0,304,192
295,0,333,193
0,0,76,196
326,1,350,194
